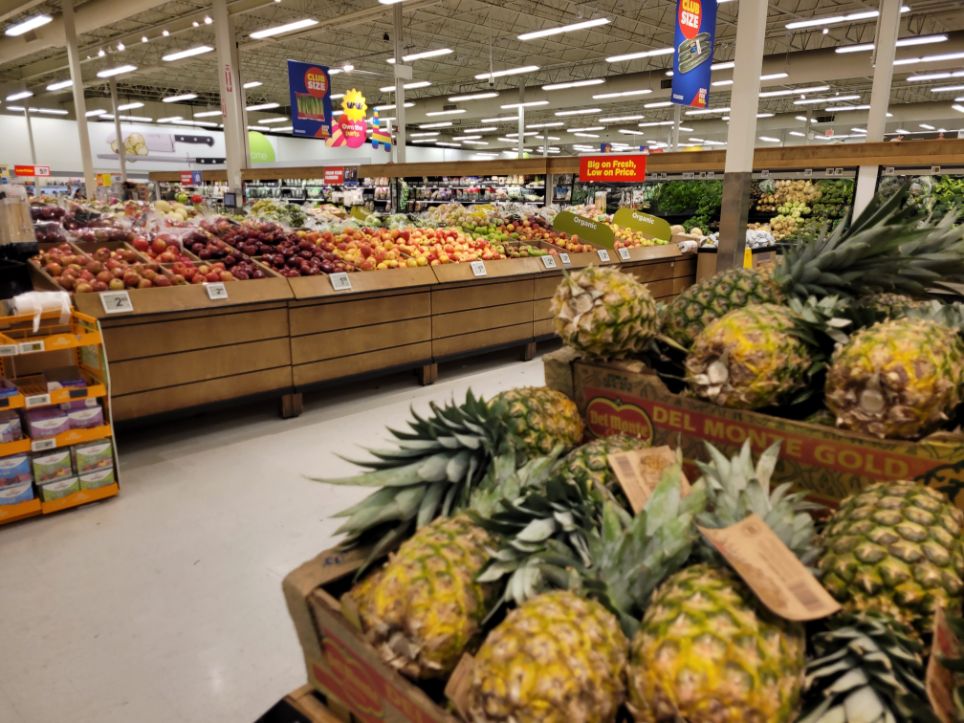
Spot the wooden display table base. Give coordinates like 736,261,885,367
257,685,346,723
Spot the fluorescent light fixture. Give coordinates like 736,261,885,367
260,117,291,124
644,101,673,108
163,93,198,103
542,78,605,91
463,127,497,133
435,142,461,147
194,110,223,118
387,48,453,64
825,104,870,111
679,126,694,132
463,141,489,146
379,80,432,92
555,107,603,117
157,116,183,122
409,131,439,137
638,120,674,127
480,115,517,123
907,70,964,82
894,128,910,133
851,127,868,134
619,129,645,136
920,123,935,129
759,136,781,142
795,115,808,121
6,91,32,101
475,66,539,80
835,33,946,53
593,88,652,99
452,135,481,140
14,107,68,115
248,125,270,131
712,80,733,87
704,139,727,146
6,106,25,111
759,84,829,98
419,121,453,128
569,126,604,132
762,72,790,80
528,121,565,129
373,103,414,111
97,65,137,78
426,109,466,116
162,45,214,62
108,115,152,122
86,109,107,117
894,50,964,66
932,85,964,93
250,18,318,39
245,102,280,111
688,137,705,143
785,6,908,30
501,100,549,109
599,113,644,122
117,102,144,111
794,94,860,105
685,106,730,115
789,131,806,137
505,131,539,137
5,14,52,37
712,61,735,71
448,92,499,102
952,105,964,113
243,81,262,89
757,112,775,118
330,93,345,100
606,47,673,63
518,17,610,41
46,80,72,92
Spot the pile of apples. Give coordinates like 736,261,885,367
503,218,594,253
256,234,354,277
131,235,197,263
203,218,289,257
612,226,668,249
37,243,173,292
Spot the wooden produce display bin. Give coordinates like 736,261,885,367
544,350,964,511
288,268,439,389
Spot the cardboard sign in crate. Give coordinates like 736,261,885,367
544,349,964,510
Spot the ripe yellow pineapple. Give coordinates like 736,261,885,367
493,387,584,457
551,265,659,359
557,434,647,496
627,563,806,723
467,590,628,722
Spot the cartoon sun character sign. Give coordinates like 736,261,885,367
327,88,369,148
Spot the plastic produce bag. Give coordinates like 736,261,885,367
9,290,71,332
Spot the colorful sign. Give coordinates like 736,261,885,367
579,155,646,183
612,208,672,241
369,111,392,152
552,211,616,249
672,0,717,108
179,171,202,185
287,60,333,139
14,164,50,177
327,89,368,149
323,167,344,185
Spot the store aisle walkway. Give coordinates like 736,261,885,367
0,352,547,723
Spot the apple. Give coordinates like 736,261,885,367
109,278,125,291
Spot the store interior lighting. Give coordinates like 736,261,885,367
250,18,318,39
518,17,610,41
5,14,52,37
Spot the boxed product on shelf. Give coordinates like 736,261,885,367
0,453,31,485
79,466,115,491
32,449,73,484
66,404,104,429
0,481,33,505
73,440,114,474
39,476,80,502
44,365,87,391
24,406,69,439
0,378,18,400
0,410,22,442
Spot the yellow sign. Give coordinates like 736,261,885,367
97,173,113,187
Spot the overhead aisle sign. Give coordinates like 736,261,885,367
287,60,334,139
671,0,717,108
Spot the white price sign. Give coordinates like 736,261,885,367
470,260,487,277
329,273,353,292
540,255,557,269
0,345,17,357
31,438,56,452
204,282,229,301
618,247,632,261
25,394,51,409
100,291,133,314
597,249,611,263
18,340,44,354
559,253,572,266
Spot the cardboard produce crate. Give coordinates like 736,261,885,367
544,349,964,510
283,548,458,723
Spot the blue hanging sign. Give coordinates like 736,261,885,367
671,0,717,108
287,60,333,139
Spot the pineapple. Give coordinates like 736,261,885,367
350,514,494,679
551,265,659,359
467,590,627,723
313,387,583,566
627,563,806,723
557,434,647,502
798,612,935,723
819,481,964,632
856,291,930,321
663,187,964,348
825,314,963,439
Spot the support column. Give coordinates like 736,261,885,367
23,109,37,166
671,104,681,150
853,0,900,216
716,0,769,271
108,79,127,183
62,0,95,198
393,4,407,163
212,0,245,192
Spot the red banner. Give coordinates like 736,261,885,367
14,164,50,177
323,167,345,185
578,155,646,183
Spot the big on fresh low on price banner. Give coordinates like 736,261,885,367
287,60,333,139
672,0,717,108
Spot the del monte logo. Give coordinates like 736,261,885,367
586,395,654,442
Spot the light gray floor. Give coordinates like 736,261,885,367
0,351,546,722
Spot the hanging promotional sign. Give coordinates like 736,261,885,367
14,164,50,177
671,0,717,108
327,89,368,149
287,60,334,139
323,167,345,185
579,155,647,183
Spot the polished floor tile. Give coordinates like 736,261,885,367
0,350,547,722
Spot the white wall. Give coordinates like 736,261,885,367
0,114,475,176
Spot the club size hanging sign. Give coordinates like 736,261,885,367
287,60,334,139
671,0,717,108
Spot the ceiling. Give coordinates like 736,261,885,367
0,0,962,154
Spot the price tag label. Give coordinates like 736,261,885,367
706,171,716,178
659,172,668,180
835,167,845,176
470,260,487,277
596,249,611,263
825,168,834,176
559,253,572,266
100,291,133,315
884,166,895,175
609,447,691,514
0,344,18,357
682,172,695,179
540,255,557,269
698,171,707,179
329,272,352,292
25,394,51,409
18,340,44,354
618,247,632,261
31,438,56,452
930,165,941,174
204,282,229,301
760,169,770,178
803,168,813,177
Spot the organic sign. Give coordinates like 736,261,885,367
672,0,717,108
613,208,672,242
552,211,616,249
578,155,646,183
288,60,334,139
